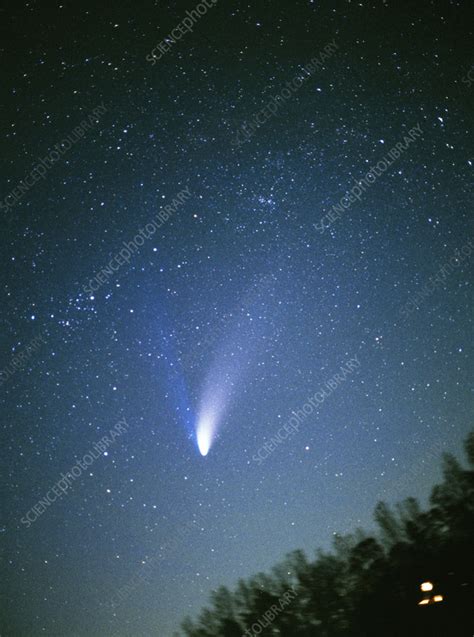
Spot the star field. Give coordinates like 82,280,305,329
1,1,473,635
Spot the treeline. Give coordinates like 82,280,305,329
177,431,474,637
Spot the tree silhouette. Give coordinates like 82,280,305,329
179,430,474,636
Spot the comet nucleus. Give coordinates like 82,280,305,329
196,416,212,456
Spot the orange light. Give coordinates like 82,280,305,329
418,599,430,606
420,581,433,592
433,595,443,603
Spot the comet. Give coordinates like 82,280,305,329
194,273,280,456
195,367,238,456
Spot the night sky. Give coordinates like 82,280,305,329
1,1,473,635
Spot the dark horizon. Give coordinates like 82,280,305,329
181,431,474,637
